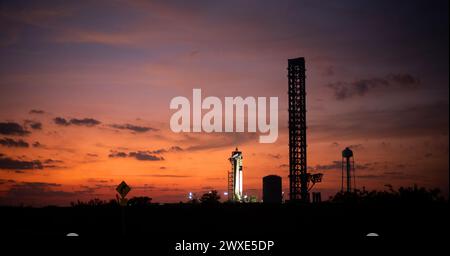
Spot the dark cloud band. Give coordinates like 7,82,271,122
0,156,43,170
0,138,29,148
108,150,171,161
54,117,101,127
110,123,157,133
0,122,30,136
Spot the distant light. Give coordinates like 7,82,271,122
66,233,79,237
224,192,228,196
366,233,379,237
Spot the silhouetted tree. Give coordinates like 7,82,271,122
188,198,200,204
200,190,220,204
108,199,119,206
71,198,118,208
127,196,152,207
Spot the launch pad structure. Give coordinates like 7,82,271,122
287,57,323,202
226,58,322,203
288,57,309,202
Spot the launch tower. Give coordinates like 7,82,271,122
288,57,309,201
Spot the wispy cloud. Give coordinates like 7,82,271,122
109,123,157,133
309,102,449,141
29,109,45,114
24,120,42,130
129,151,164,161
54,117,101,127
326,73,420,100
109,150,164,161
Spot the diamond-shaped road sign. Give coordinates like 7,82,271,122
116,181,131,198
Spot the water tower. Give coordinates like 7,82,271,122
341,147,356,193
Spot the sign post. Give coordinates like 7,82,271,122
116,181,131,202
116,181,131,236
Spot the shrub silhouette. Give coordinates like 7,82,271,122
200,190,220,204
127,196,152,207
330,184,444,204
71,196,152,208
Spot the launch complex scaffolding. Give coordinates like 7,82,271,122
227,57,327,203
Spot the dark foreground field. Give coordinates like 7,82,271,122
0,202,448,253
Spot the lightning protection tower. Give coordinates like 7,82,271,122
288,57,309,202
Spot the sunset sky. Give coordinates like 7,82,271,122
0,0,448,206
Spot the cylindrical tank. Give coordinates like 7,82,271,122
263,175,282,203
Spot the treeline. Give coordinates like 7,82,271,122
330,184,445,203
70,185,446,207
71,196,153,208
70,190,222,207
